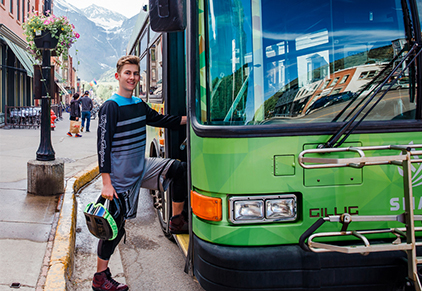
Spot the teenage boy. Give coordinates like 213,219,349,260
93,55,188,291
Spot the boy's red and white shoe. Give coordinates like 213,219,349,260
169,214,188,234
92,268,128,291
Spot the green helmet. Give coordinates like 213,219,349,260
84,196,123,240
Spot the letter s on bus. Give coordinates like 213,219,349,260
390,198,400,211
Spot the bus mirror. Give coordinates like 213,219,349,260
149,0,186,32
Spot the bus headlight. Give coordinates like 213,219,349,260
266,198,295,219
234,200,264,221
229,194,297,224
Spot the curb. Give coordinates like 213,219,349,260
44,162,99,290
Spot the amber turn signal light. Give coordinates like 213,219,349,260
191,190,222,221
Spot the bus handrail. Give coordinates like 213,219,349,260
298,144,422,290
299,144,422,169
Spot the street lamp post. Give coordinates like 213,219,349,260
36,0,55,161
28,0,64,196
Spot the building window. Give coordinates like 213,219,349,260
329,77,340,87
359,71,368,79
321,79,331,90
17,0,20,20
339,75,349,84
22,0,24,21
367,70,377,78
10,0,13,13
1,0,4,6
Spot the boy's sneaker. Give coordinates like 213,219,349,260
75,133,82,137
92,268,128,291
169,214,188,234
67,132,72,137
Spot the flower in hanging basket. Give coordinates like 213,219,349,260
22,11,79,67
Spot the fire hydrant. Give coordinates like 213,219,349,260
50,109,57,130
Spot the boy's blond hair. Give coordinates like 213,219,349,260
116,55,140,74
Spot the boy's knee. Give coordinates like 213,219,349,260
167,160,186,180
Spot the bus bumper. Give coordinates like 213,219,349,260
193,234,412,291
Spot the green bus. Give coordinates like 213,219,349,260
126,0,422,289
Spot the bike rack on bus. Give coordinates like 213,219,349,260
298,144,422,290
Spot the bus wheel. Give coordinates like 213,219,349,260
151,188,174,241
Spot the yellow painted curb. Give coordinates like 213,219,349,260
73,164,99,193
44,162,99,291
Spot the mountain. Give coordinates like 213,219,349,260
53,0,139,81
83,4,126,31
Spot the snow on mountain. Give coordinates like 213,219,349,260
53,0,82,15
53,0,138,81
83,4,127,31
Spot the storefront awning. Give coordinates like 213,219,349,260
56,81,68,95
54,71,68,95
2,36,35,77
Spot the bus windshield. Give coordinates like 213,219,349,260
199,0,416,126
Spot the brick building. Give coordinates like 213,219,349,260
0,0,77,124
0,0,44,124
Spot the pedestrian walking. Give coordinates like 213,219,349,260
91,55,188,291
80,90,93,132
67,93,82,137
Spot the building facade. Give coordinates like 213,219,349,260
1,0,78,125
0,0,43,124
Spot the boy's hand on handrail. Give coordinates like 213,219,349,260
180,116,187,125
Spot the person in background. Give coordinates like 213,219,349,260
67,93,82,137
80,90,93,132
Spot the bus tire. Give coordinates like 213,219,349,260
151,187,174,241
149,139,174,241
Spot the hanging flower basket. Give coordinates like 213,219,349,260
22,11,79,67
34,30,60,50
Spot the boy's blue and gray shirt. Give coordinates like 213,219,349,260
97,93,181,193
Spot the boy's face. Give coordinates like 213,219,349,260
115,64,140,93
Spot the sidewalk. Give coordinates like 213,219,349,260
0,113,98,290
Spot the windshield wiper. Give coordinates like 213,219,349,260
319,42,421,149
330,46,407,123
321,0,417,148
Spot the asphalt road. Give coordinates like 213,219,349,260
70,177,204,291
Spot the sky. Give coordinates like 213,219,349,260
66,0,147,18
